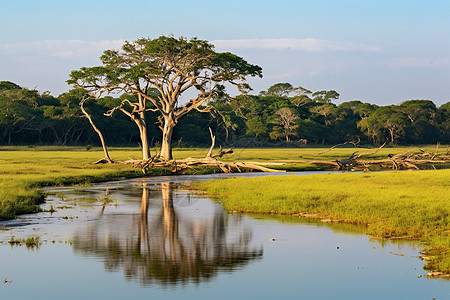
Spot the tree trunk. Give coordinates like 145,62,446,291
225,127,229,144
132,111,150,160
139,123,150,160
389,128,395,145
73,128,85,145
206,128,216,159
160,116,175,160
80,99,112,163
38,129,43,144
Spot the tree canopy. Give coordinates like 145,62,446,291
0,80,448,148
68,36,262,159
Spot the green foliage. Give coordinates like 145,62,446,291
67,35,262,159
246,116,267,137
358,106,409,145
260,83,294,97
311,90,340,103
0,80,447,148
0,81,22,91
8,235,42,249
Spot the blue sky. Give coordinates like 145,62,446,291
1,0,449,105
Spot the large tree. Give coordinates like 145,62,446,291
358,106,408,145
68,36,262,160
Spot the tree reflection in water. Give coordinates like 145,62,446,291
72,182,263,286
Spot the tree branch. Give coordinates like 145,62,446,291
317,138,361,156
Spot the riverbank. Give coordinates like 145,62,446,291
0,147,240,220
0,145,446,220
1,146,449,275
193,169,450,275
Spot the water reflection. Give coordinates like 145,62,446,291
72,182,263,286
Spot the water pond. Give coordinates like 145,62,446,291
0,172,448,299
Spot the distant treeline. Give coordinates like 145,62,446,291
0,81,448,147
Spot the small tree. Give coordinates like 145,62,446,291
270,107,299,142
68,36,262,160
260,83,294,97
312,90,340,103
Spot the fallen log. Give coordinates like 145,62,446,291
310,142,449,171
211,146,234,158
174,158,284,173
233,162,283,173
138,129,283,174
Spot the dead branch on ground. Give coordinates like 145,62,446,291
310,142,449,171
317,137,361,156
98,128,283,174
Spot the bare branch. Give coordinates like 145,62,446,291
355,141,387,159
317,138,361,156
205,127,216,159
79,96,112,163
431,142,440,160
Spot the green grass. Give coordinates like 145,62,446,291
0,147,149,220
202,145,448,171
8,235,42,249
0,145,444,220
0,146,244,220
217,145,437,161
194,169,450,275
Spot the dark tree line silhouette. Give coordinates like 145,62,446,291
1,81,448,147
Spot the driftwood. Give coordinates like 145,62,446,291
117,129,283,174
311,142,449,171
317,137,361,156
205,128,234,159
133,154,283,175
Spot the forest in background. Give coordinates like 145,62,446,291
1,81,448,147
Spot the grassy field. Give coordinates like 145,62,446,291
0,145,244,219
0,147,141,219
194,169,450,275
0,144,444,220
205,145,449,171
217,145,432,161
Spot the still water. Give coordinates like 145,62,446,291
0,173,448,299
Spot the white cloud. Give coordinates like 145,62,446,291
0,38,382,59
384,57,450,68
0,40,124,58
265,71,300,79
212,38,382,53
